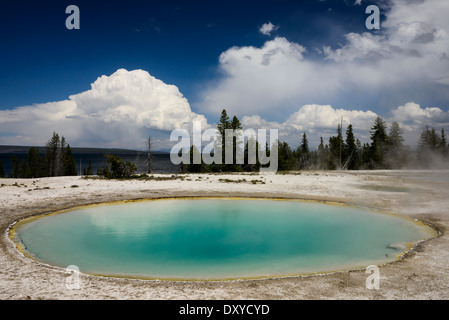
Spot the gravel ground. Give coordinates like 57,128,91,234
1,170,448,300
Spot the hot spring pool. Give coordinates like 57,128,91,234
12,198,436,280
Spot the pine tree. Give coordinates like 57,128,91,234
215,109,244,171
230,115,243,171
439,128,447,156
360,143,371,169
417,125,432,167
317,137,326,169
62,144,77,176
243,137,260,172
61,136,66,153
354,139,362,169
387,122,406,168
323,144,330,169
369,116,389,168
277,141,295,171
185,145,208,173
328,137,339,170
297,132,310,169
417,125,445,168
388,122,404,147
328,124,343,170
217,109,231,137
338,123,343,169
428,127,440,151
217,109,231,166
342,124,357,170
46,132,60,176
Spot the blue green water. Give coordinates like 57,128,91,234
15,199,434,279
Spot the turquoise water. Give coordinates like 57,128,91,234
15,199,434,280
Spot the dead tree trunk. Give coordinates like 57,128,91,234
342,151,353,170
147,136,152,173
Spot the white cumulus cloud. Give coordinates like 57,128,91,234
283,104,377,133
197,0,449,124
0,69,207,149
259,22,279,36
242,103,448,149
241,104,379,148
390,102,449,130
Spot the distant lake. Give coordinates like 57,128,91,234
0,149,179,176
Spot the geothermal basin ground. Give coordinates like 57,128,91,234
1,170,448,299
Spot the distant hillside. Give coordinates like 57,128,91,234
0,145,168,155
0,145,178,175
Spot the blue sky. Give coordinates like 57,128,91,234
0,0,367,108
1,0,448,150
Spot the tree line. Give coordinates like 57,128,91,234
1,113,447,178
0,131,141,179
0,132,77,178
311,117,447,170
181,109,448,172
